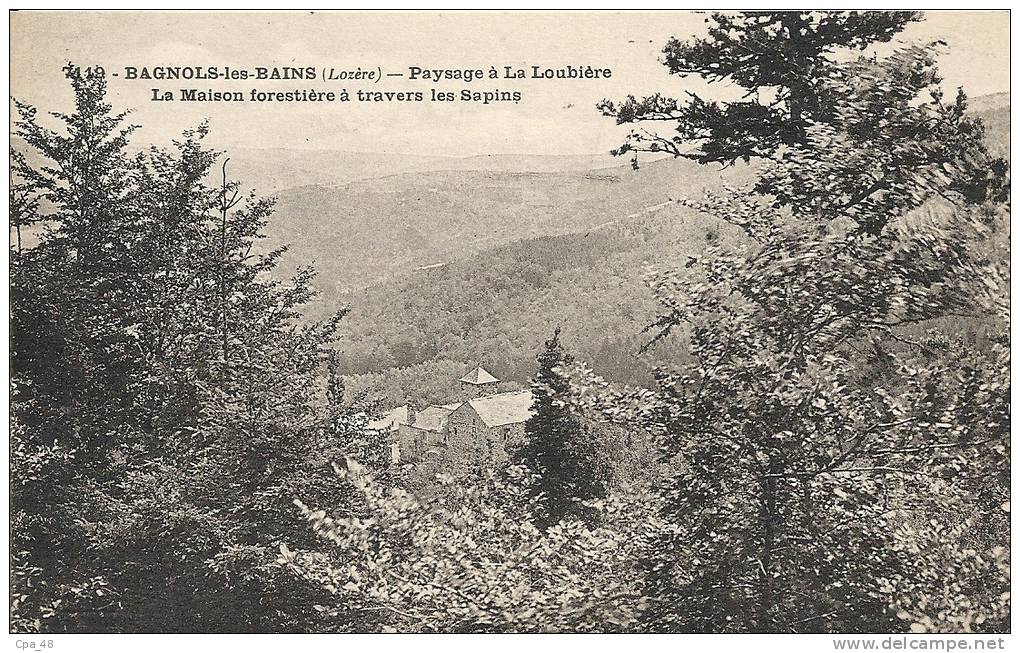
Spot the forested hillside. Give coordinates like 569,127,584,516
263,156,754,296
332,99,1007,408
337,204,742,406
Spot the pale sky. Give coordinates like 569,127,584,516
9,10,1011,157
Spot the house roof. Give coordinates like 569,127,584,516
412,405,458,432
467,391,535,428
367,405,409,431
460,366,499,385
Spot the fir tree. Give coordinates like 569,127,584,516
598,11,921,165
516,328,610,527
10,63,364,633
598,11,1006,212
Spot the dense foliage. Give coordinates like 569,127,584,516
561,31,1010,633
9,10,1011,636
281,459,662,632
10,65,364,632
599,10,1008,211
599,11,921,165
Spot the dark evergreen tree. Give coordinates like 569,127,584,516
11,64,142,465
599,11,921,165
600,11,1007,231
10,64,372,633
516,328,611,527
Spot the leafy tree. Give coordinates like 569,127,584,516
754,44,1010,233
515,328,612,527
282,458,661,632
884,509,1010,633
562,42,1009,632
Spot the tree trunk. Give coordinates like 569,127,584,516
220,159,230,361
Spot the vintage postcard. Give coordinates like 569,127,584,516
7,8,1011,647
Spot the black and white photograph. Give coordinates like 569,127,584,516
6,7,1013,645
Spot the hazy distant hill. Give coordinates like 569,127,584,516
265,156,756,302
226,93,1008,191
969,92,1010,160
226,149,638,194
966,91,1009,114
10,139,644,195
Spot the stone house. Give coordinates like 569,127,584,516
445,391,535,472
369,366,535,472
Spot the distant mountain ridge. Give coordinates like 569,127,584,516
10,95,1007,315
218,93,1011,192
218,149,649,194
263,156,756,304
